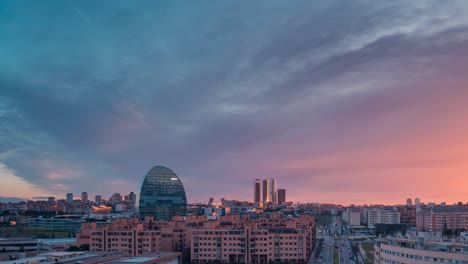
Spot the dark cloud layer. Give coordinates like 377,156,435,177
1,0,468,204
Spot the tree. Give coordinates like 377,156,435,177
2,210,11,216
67,246,80,252
16,225,24,236
79,244,90,251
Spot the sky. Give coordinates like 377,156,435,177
1,1,468,205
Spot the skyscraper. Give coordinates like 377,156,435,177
254,179,261,203
269,178,277,205
81,192,88,204
278,189,286,205
66,193,73,203
262,179,269,203
95,195,102,204
137,166,187,220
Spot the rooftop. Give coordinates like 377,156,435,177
98,252,181,264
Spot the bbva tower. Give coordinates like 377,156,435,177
137,166,187,220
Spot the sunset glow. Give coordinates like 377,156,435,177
1,1,468,205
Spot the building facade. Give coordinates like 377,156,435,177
191,213,316,263
78,218,161,256
277,189,286,206
66,193,73,204
137,166,188,220
0,238,38,253
269,178,277,205
262,179,269,203
374,233,468,264
81,192,88,204
342,209,361,226
77,213,316,263
95,194,102,204
396,205,417,226
366,209,400,228
416,207,468,231
254,179,261,204
28,216,83,232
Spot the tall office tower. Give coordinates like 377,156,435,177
269,178,277,205
277,189,286,205
254,179,261,203
66,193,73,203
95,195,102,204
262,179,269,203
138,166,187,220
406,198,413,206
208,197,214,204
81,192,88,204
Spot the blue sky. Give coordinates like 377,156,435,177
1,1,468,204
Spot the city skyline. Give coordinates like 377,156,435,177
1,1,468,205
0,185,463,208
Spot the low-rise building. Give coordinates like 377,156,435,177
77,213,316,263
191,213,316,263
0,238,38,252
27,216,83,232
374,231,468,264
416,206,468,231
77,218,160,256
1,251,181,264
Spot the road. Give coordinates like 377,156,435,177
311,216,356,264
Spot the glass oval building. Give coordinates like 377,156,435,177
137,166,187,220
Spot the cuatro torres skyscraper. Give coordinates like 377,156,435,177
137,166,187,220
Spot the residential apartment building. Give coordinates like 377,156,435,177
191,213,316,263
342,209,361,226
374,231,468,264
77,218,161,256
77,213,316,263
416,207,468,231
366,209,400,228
396,205,417,226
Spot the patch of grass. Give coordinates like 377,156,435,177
360,243,374,264
333,249,339,264
314,215,332,227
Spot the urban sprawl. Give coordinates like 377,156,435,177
1,166,467,264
